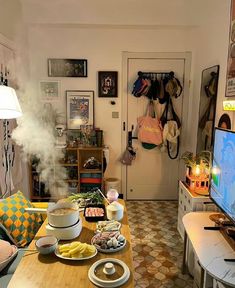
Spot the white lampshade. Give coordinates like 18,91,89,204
0,85,22,119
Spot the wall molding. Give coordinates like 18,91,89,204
0,33,15,51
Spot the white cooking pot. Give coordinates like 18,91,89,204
46,218,82,240
106,201,124,221
47,202,80,228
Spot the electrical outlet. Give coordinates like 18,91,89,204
112,112,119,118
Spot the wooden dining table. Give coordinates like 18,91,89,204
8,200,134,288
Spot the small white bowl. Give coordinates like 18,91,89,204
35,236,58,255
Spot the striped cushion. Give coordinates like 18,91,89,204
0,191,42,247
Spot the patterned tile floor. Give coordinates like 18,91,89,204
126,201,193,288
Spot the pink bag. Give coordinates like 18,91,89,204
137,101,163,145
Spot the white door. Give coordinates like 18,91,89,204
122,52,191,200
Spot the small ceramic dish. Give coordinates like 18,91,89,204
88,258,130,287
35,235,58,255
96,220,121,233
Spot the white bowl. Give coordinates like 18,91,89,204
35,236,58,255
106,201,124,221
47,202,79,228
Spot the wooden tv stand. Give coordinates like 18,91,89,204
182,212,235,288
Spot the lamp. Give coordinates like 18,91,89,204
0,85,22,119
0,85,22,199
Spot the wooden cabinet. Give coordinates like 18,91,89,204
29,147,104,201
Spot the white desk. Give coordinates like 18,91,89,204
182,212,235,288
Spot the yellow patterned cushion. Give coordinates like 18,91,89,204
0,191,42,247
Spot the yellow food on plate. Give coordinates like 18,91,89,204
58,241,96,258
61,252,71,258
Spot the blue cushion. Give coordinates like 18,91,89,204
0,274,12,288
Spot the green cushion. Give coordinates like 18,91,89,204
0,191,42,247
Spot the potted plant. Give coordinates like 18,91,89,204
181,150,211,176
181,151,212,195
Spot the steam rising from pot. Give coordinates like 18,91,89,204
12,86,68,198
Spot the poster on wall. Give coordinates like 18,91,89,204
226,0,235,96
39,80,60,101
66,90,94,129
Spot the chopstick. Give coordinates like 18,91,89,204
18,248,37,252
97,189,110,205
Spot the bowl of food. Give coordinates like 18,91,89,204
35,236,58,255
47,202,79,228
84,204,106,222
106,201,124,221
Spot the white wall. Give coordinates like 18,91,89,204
0,0,31,198
27,25,190,180
0,0,22,41
22,0,232,192
186,1,231,152
11,0,232,195
20,0,210,26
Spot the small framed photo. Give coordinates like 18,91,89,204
98,71,118,97
39,80,60,101
66,90,94,129
48,59,88,77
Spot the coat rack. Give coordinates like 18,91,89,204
137,71,175,79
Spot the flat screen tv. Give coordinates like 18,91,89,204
210,127,235,223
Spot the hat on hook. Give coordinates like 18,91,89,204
165,76,183,98
132,76,143,97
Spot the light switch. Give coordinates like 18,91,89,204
112,112,119,118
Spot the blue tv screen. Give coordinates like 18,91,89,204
210,128,235,222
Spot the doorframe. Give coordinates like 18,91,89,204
121,51,192,200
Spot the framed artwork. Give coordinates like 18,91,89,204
66,90,94,129
218,113,231,130
98,71,118,97
48,59,88,77
39,80,60,101
226,0,235,96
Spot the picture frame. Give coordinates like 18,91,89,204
225,0,235,96
98,71,118,97
48,59,88,77
66,90,94,129
39,80,60,101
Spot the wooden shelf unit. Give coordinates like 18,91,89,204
29,147,104,201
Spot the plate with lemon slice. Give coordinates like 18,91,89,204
55,241,97,260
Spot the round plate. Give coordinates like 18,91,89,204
91,236,126,253
54,246,97,260
209,213,227,224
